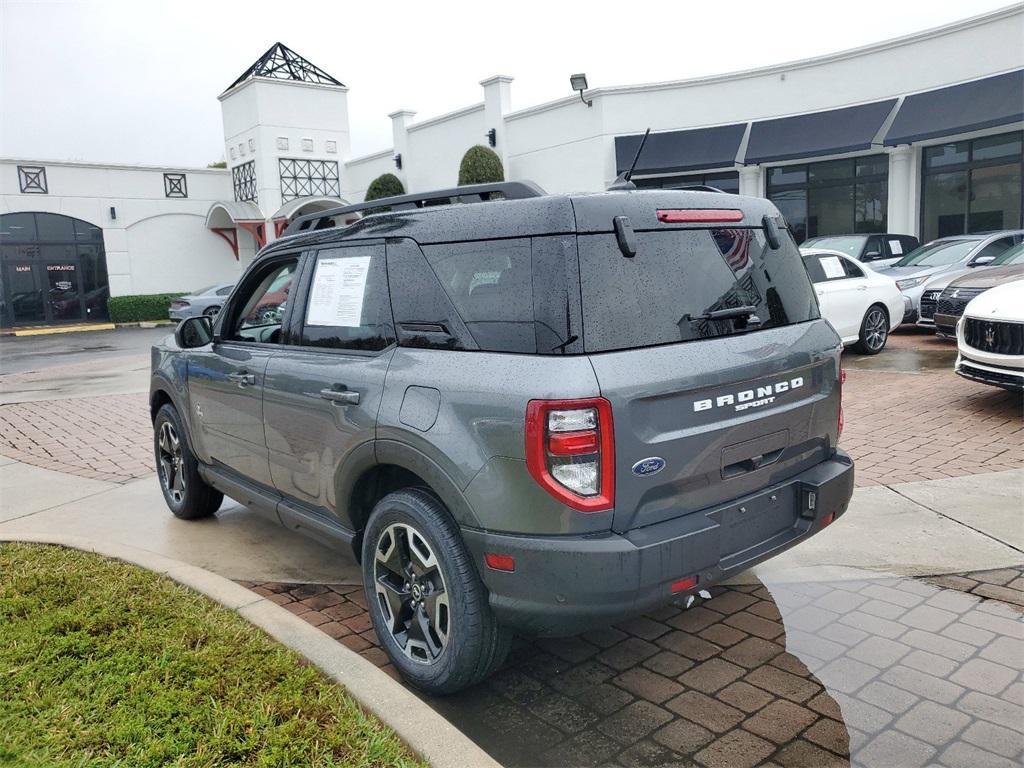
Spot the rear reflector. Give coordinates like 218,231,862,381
821,512,836,527
657,209,744,223
548,430,599,456
671,575,699,594
484,553,515,572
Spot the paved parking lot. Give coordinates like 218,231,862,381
1,326,1021,767
248,570,1023,768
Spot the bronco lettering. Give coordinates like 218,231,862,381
693,377,804,413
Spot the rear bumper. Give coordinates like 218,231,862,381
463,450,854,636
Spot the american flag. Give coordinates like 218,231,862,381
712,228,753,272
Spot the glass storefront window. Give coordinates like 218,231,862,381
921,131,1022,241
767,155,888,242
634,171,739,193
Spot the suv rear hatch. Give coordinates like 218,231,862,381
573,196,841,533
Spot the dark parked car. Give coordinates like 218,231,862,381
933,243,1024,337
151,182,853,693
801,233,919,268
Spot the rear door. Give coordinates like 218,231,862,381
815,254,868,340
262,242,395,529
578,226,840,533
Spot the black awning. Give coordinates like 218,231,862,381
743,100,897,165
615,123,746,175
884,70,1024,146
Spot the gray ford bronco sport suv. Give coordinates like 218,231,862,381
151,181,854,694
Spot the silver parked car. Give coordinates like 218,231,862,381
877,231,1024,323
168,283,235,321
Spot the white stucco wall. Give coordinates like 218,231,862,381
341,150,396,202
0,159,252,297
405,105,487,192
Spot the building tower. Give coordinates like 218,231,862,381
206,43,350,255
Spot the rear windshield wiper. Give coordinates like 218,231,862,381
683,305,760,323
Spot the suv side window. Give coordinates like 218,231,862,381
299,245,394,352
421,239,536,353
225,258,298,343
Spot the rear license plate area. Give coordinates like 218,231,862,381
718,485,797,558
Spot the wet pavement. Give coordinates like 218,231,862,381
253,570,1024,768
843,327,955,374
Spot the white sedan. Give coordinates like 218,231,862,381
800,248,907,354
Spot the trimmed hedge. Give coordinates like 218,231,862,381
458,145,504,185
107,293,184,323
365,173,405,201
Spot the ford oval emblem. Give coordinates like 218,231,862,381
632,457,666,477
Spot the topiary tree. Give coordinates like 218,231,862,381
458,145,504,185
364,173,405,201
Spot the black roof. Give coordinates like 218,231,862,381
224,43,344,92
263,186,782,259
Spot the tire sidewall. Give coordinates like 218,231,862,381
859,304,889,354
361,490,485,693
153,403,206,518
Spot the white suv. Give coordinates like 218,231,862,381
955,280,1024,391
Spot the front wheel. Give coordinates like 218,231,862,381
854,304,889,355
153,403,223,520
361,488,510,694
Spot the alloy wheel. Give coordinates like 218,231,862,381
865,309,888,351
373,522,450,663
157,421,186,504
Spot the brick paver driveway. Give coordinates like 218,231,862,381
251,570,1023,767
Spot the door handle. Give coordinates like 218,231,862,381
227,371,256,387
320,388,360,405
857,285,868,291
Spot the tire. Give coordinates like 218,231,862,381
202,305,220,318
153,403,223,520
361,488,511,694
854,304,889,355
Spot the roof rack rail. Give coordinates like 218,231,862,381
284,180,547,235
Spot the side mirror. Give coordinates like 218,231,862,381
174,315,213,349
971,255,996,266
863,251,881,260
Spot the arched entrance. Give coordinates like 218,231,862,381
0,212,109,327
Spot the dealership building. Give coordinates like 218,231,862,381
1,4,1022,327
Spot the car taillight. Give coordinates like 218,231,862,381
656,209,744,223
838,368,846,439
525,398,614,512
171,300,190,309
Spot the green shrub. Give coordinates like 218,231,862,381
107,293,184,323
458,145,504,185
364,172,405,201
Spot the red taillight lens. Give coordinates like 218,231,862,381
526,398,614,512
671,574,699,594
484,553,516,572
657,209,744,223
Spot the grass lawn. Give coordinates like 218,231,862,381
0,543,426,768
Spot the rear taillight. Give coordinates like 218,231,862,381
525,398,614,512
656,209,744,223
838,368,846,439
171,300,190,309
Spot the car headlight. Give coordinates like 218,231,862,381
896,276,927,291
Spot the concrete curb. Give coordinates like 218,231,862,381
0,532,500,768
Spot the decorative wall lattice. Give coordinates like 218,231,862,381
163,173,188,198
17,166,48,194
232,161,257,203
279,159,340,202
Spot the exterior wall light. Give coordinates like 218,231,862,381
487,128,497,147
570,73,592,107
109,206,117,221
394,153,402,170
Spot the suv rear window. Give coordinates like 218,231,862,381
578,228,819,353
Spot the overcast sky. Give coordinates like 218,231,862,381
0,0,1015,167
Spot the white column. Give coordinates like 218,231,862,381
389,109,416,192
887,145,915,236
480,75,513,170
739,165,762,198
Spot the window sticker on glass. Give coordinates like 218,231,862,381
307,256,370,327
819,256,846,279
889,240,903,255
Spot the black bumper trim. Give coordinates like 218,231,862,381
462,450,854,636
